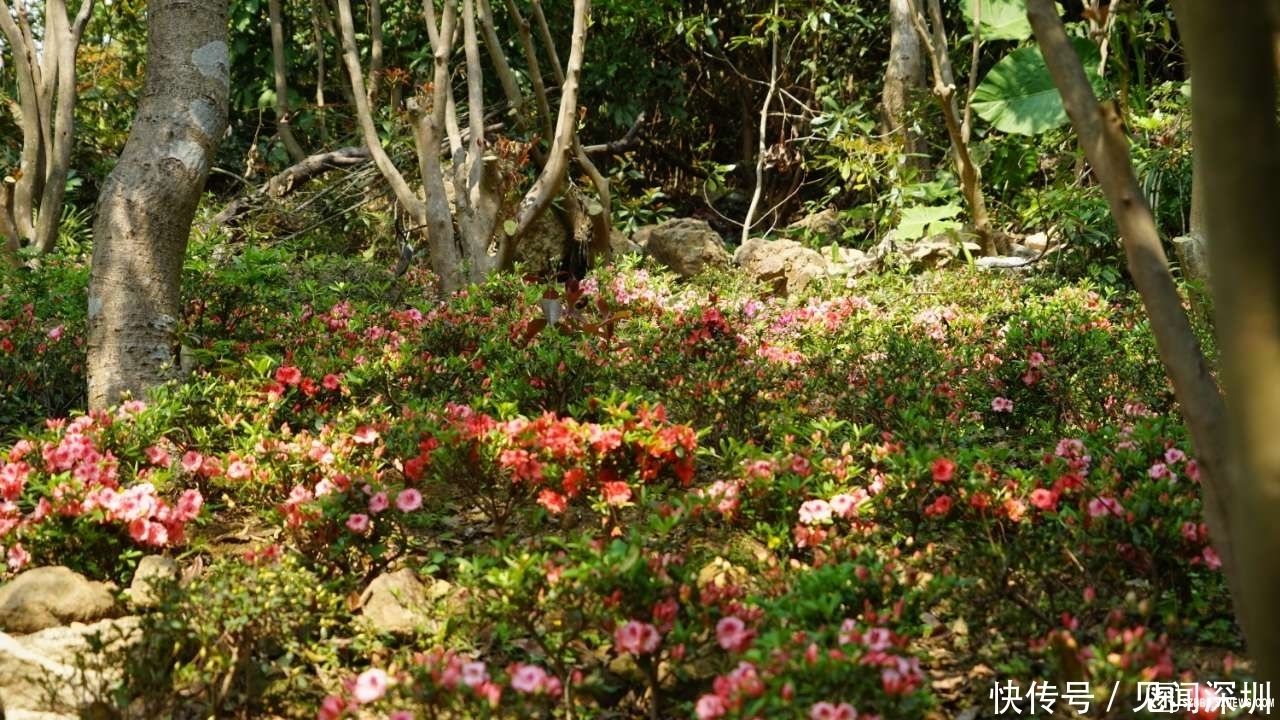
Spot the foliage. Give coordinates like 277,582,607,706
0,237,1245,717
0,260,89,439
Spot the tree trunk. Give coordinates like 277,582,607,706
1027,0,1246,663
268,0,307,162
882,0,926,169
1171,0,1280,682
0,0,93,258
86,0,230,410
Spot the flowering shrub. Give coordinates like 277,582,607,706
1,247,1243,719
0,403,204,580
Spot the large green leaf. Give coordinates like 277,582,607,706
894,204,963,241
961,0,1033,42
971,38,1103,135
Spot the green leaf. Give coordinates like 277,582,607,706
894,204,963,241
503,219,518,236
972,39,1103,135
961,0,1033,41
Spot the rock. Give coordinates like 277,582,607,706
787,207,841,240
733,237,830,296
513,209,571,276
0,568,120,635
824,245,879,278
124,556,178,610
0,616,139,719
633,218,732,279
358,568,452,636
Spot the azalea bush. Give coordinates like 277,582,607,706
0,245,1245,719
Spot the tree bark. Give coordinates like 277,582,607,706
1170,0,1280,682
882,0,926,168
87,0,230,409
268,0,307,162
1026,0,1244,649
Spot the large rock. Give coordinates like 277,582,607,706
787,207,841,241
358,568,452,636
733,238,830,296
0,616,139,718
124,556,178,611
634,218,732,279
0,567,121,634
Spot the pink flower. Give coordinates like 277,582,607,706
1181,521,1199,543
346,513,371,533
829,492,859,519
1087,496,1124,518
317,694,345,720
695,694,728,719
991,397,1014,413
602,480,633,506
864,627,892,651
1148,462,1170,480
144,445,171,467
322,373,342,391
6,543,30,572
1165,447,1187,464
389,712,414,720
174,489,204,522
716,615,755,653
1028,351,1045,368
226,460,252,481
395,488,422,513
461,661,488,687
510,664,556,694
615,620,662,655
353,426,379,445
798,499,833,525
1029,488,1057,511
47,325,64,341
180,451,203,474
368,492,389,514
352,668,389,704
1202,545,1222,571
811,702,859,720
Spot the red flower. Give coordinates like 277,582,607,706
924,495,952,517
275,365,303,386
931,457,956,483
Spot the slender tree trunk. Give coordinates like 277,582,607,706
1027,0,1245,655
269,0,307,162
86,0,230,409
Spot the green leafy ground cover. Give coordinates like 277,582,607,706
0,247,1247,719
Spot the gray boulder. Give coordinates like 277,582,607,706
634,218,732,279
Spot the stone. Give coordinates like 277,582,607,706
358,568,452,636
633,218,732,279
733,237,830,296
124,556,178,610
0,568,121,635
0,616,139,719
787,207,841,240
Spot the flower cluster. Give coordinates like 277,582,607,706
0,405,203,576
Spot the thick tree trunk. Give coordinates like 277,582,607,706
1171,0,1280,682
86,0,229,410
882,0,926,168
1027,0,1246,660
